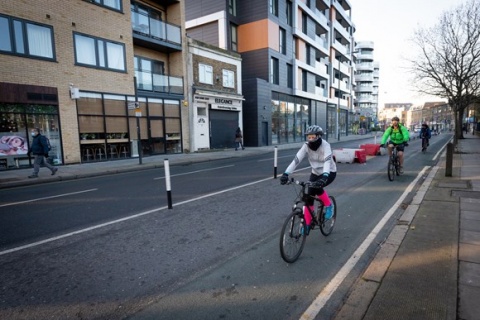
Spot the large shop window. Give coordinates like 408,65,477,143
0,14,55,60
77,93,182,161
0,104,61,170
74,33,126,71
271,94,310,144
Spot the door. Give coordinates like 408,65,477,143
210,110,238,149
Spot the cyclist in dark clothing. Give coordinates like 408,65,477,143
419,123,432,151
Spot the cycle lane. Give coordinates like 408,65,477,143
332,134,480,320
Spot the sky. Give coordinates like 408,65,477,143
350,0,468,108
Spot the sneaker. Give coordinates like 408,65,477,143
399,166,404,174
51,168,58,176
325,205,333,220
28,174,38,178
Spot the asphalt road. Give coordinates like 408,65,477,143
0,133,452,319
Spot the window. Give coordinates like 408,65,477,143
270,57,279,85
302,70,307,91
302,13,308,34
269,0,278,17
87,0,122,11
286,1,293,26
306,44,311,65
199,63,213,84
222,69,235,88
230,24,238,51
0,14,55,60
279,28,286,55
287,63,293,88
135,56,164,91
228,0,237,16
74,33,126,71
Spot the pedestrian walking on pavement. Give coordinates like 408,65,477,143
28,128,57,178
235,127,245,151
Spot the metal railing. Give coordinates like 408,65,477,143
135,71,183,94
131,11,181,46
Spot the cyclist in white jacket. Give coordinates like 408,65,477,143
280,125,337,234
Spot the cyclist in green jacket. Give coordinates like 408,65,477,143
380,116,409,174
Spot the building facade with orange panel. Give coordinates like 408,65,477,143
185,0,357,147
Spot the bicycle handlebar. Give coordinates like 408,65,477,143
285,178,312,187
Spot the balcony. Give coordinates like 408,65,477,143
333,20,350,43
356,51,374,61
136,71,183,95
355,73,374,82
131,11,182,53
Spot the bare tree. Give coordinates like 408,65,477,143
409,0,480,144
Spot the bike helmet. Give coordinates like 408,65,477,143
305,125,323,150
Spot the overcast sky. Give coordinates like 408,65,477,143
350,0,468,108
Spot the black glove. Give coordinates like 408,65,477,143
404,142,409,147
280,173,289,185
313,173,329,188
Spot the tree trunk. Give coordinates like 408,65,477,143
459,108,465,140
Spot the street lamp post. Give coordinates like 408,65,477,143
336,58,341,141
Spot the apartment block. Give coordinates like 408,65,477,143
353,41,379,132
0,0,185,169
185,0,356,146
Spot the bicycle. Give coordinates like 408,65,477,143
279,178,337,263
387,143,401,181
421,136,428,153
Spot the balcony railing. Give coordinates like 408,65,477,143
136,71,183,94
131,11,181,47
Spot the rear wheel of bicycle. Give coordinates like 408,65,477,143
319,196,337,236
280,209,306,263
387,158,395,181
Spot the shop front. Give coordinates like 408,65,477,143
192,90,243,151
0,83,62,170
77,92,182,161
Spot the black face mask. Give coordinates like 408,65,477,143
308,137,322,151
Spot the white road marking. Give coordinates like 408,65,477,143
153,165,235,179
300,166,430,320
258,154,293,162
0,189,98,208
0,174,280,256
432,138,452,161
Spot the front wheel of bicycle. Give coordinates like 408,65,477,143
279,209,306,263
319,196,337,236
387,158,395,181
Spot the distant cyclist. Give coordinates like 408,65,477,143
419,123,432,151
380,116,409,174
280,125,337,235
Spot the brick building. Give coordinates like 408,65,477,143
0,0,185,169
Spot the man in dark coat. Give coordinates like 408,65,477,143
28,128,57,178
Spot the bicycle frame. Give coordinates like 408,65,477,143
387,144,400,181
291,181,322,223
421,137,428,152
